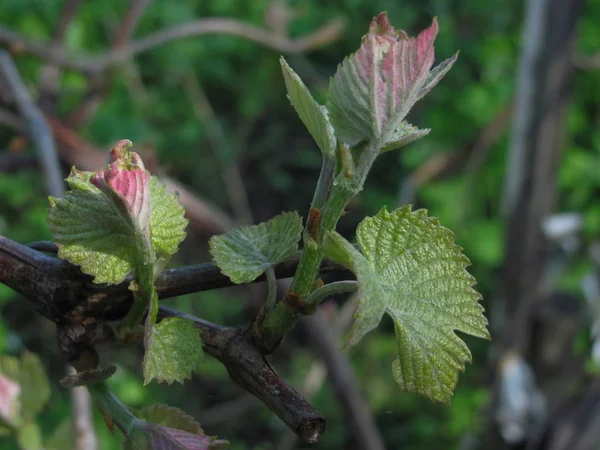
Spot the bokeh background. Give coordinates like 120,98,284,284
0,0,599,449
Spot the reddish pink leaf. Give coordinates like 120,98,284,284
143,424,228,450
327,13,456,147
91,140,151,235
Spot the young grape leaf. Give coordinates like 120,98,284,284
280,57,336,159
143,318,204,385
327,13,457,147
149,177,188,258
209,212,303,284
324,206,489,403
48,142,187,285
134,405,204,435
128,425,229,450
48,170,138,285
381,122,431,153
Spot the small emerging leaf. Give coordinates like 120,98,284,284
48,141,188,285
135,405,204,435
127,405,228,450
209,212,303,284
327,13,457,147
324,206,489,403
132,425,228,450
381,122,431,153
143,318,204,385
280,58,336,159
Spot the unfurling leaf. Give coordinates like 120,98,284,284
327,13,457,147
90,139,151,238
209,212,303,284
48,140,188,285
126,405,228,450
135,405,204,435
280,58,336,159
130,425,228,450
324,206,489,403
143,318,204,385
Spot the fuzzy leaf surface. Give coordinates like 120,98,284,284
327,13,456,147
209,212,303,284
324,206,489,403
143,318,204,385
48,143,187,285
281,57,336,159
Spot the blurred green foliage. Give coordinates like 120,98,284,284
0,0,599,448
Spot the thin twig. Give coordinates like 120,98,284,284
111,0,151,48
38,0,85,111
66,0,152,128
0,17,345,75
305,310,385,450
0,51,64,197
183,72,254,225
573,51,600,69
0,153,38,172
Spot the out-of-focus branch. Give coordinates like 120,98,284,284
304,310,385,450
66,0,152,128
0,153,38,172
0,17,345,75
0,51,64,197
573,51,600,69
38,0,85,111
111,0,151,48
183,71,253,225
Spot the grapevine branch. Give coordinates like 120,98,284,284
0,235,352,442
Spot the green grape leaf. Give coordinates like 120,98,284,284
149,177,188,257
48,171,136,285
19,351,51,420
324,206,489,403
209,212,303,284
48,142,188,285
143,318,204,385
280,57,336,159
